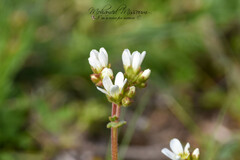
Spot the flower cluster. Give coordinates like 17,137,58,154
88,47,151,106
122,49,151,87
161,138,200,160
88,48,113,86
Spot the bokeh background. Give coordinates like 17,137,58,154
0,0,240,159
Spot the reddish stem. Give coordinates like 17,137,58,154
116,105,121,118
111,103,120,160
112,103,117,116
111,126,118,160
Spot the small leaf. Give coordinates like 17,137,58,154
106,121,127,128
107,122,114,128
108,115,118,122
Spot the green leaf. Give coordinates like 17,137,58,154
106,121,127,128
109,115,118,122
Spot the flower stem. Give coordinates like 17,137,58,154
111,103,120,160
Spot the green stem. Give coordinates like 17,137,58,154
111,103,120,160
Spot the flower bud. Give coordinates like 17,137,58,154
139,69,151,81
126,86,136,98
138,82,147,88
90,74,100,84
192,148,199,160
101,68,113,79
122,97,132,107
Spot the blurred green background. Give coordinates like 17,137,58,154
0,0,240,159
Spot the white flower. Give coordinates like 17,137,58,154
122,49,146,72
88,47,108,73
97,72,127,98
192,148,199,158
161,138,190,160
101,68,113,79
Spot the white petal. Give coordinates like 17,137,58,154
88,57,102,70
96,87,109,95
114,72,124,87
132,50,138,56
184,143,190,155
88,57,97,69
161,148,176,160
123,78,127,87
101,68,113,78
100,47,108,61
192,148,199,158
90,49,98,59
122,49,131,67
132,51,141,71
110,85,120,97
170,138,183,155
98,51,108,67
175,155,181,160
120,78,127,92
140,51,146,65
102,76,113,92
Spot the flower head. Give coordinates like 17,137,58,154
88,47,108,73
122,49,146,72
97,72,127,101
89,47,150,105
161,138,190,160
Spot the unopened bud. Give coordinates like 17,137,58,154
139,69,151,81
122,97,132,107
192,148,199,160
101,68,113,79
90,74,100,84
126,86,136,98
139,82,147,88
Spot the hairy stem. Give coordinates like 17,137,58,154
111,103,120,160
